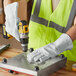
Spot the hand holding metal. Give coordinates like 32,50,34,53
27,34,73,64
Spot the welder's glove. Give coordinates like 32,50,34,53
4,2,20,41
27,34,73,64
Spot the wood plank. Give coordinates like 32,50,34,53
0,48,76,76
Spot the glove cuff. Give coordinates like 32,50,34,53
53,33,73,54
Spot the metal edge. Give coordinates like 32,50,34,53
37,57,67,76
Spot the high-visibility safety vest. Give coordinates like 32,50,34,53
28,0,76,61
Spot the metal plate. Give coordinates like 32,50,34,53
0,53,67,76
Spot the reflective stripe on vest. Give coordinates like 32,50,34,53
31,0,76,33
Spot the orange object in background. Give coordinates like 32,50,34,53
72,64,76,71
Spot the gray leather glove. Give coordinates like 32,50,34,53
4,2,20,41
27,34,73,64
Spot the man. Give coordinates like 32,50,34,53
27,0,76,64
1,0,76,76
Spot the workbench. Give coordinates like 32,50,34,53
0,48,76,76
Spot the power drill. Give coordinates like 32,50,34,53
2,20,29,52
18,20,29,52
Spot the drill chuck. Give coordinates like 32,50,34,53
21,44,28,52
20,37,28,52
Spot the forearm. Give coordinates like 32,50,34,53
66,25,76,41
4,0,14,8
66,16,76,41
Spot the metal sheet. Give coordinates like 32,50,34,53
0,53,67,76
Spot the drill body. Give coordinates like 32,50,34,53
18,20,29,52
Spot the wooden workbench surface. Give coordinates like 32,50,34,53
0,48,76,76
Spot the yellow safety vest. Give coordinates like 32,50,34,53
28,0,76,61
